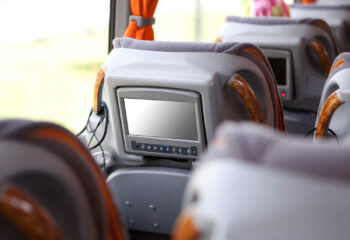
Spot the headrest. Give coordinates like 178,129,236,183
226,16,331,32
113,37,269,62
203,121,350,182
112,37,274,78
328,52,350,79
112,37,275,80
291,3,350,10
227,16,318,25
0,119,126,240
97,37,284,132
223,16,338,56
314,53,350,140
173,121,350,240
113,37,240,54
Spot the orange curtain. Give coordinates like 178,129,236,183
302,0,315,4
123,0,158,40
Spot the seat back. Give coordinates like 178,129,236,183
0,120,127,240
87,37,285,236
91,37,284,163
291,3,350,52
173,122,350,240
218,16,338,110
315,53,350,141
218,16,339,134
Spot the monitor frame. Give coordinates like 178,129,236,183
263,48,293,101
117,87,206,160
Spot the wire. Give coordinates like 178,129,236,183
304,127,339,141
86,112,105,147
77,109,93,136
76,102,109,169
304,127,317,137
88,102,109,150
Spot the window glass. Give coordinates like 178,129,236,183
154,0,294,42
0,0,295,132
154,0,197,41
0,0,109,132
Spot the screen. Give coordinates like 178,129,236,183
124,98,198,141
268,57,287,86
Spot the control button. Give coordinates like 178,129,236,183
281,91,286,98
178,148,182,154
131,141,137,150
187,149,192,155
153,222,160,229
147,145,151,151
190,146,198,156
172,147,177,153
153,146,157,151
165,147,170,152
159,147,164,151
141,145,145,150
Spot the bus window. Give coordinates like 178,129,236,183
0,0,110,132
154,0,295,42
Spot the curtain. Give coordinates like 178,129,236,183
123,0,158,40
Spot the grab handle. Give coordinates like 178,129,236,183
229,75,264,124
310,39,331,76
0,186,64,240
172,212,201,240
315,90,350,139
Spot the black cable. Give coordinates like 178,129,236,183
305,127,317,137
327,128,338,140
76,109,93,136
76,102,109,169
89,103,109,169
304,127,339,141
87,112,105,147
88,102,109,151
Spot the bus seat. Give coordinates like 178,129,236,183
87,37,284,236
291,3,350,52
218,16,339,134
315,52,350,141
316,0,350,3
173,121,350,240
0,120,127,240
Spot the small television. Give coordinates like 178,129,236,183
264,49,293,100
268,57,287,86
117,87,206,159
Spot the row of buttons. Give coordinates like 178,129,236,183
131,141,198,156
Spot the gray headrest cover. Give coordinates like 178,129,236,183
0,119,107,239
112,37,282,129
114,37,256,55
225,16,338,55
327,52,350,81
203,122,350,183
113,37,273,75
291,3,350,10
226,16,317,25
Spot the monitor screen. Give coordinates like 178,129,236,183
268,57,287,86
124,98,198,141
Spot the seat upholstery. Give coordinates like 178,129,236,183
173,122,350,240
0,119,127,240
94,37,284,163
291,3,350,52
315,52,350,141
90,37,285,236
218,16,339,134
